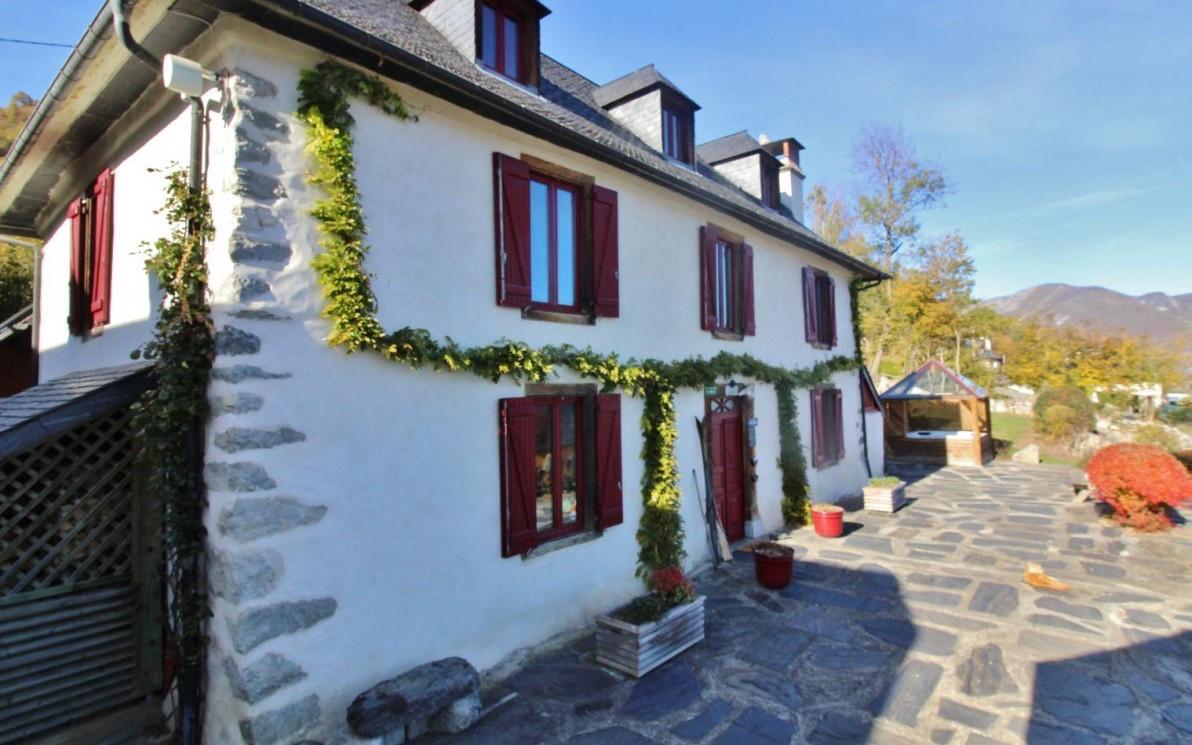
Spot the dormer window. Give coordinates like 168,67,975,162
662,99,694,164
473,0,547,85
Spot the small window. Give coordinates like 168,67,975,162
811,388,844,468
500,393,623,557
662,105,691,163
477,1,532,83
802,267,837,348
700,224,755,337
68,169,115,336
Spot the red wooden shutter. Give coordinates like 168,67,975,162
594,394,623,529
494,153,532,308
67,197,87,335
740,243,755,336
802,267,818,343
810,390,824,467
499,398,540,556
591,185,619,318
90,169,115,327
826,275,838,348
700,226,717,330
833,389,845,462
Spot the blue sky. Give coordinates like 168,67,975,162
3,1,1190,299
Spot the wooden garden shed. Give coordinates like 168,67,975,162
881,360,993,467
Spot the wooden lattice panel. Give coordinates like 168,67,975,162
0,407,138,597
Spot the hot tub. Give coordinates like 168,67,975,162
904,430,973,440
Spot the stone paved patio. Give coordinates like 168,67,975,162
425,464,1192,745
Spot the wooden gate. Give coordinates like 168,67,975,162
0,405,161,743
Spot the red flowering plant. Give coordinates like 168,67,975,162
617,566,697,625
1087,444,1192,531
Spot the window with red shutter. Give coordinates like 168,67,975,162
67,169,116,336
499,391,622,557
494,153,619,320
811,388,845,469
701,224,753,338
803,267,836,349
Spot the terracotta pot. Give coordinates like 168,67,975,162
811,504,844,538
753,543,795,589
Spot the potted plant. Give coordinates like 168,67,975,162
596,567,704,677
863,476,907,513
811,503,844,538
753,541,795,589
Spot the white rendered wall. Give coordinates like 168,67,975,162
35,110,196,382
194,31,876,741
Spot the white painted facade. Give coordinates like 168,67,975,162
28,16,881,744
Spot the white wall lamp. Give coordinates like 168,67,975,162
162,54,219,99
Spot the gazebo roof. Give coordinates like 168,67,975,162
880,360,988,400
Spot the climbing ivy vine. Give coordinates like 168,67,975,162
296,61,856,579
130,169,216,695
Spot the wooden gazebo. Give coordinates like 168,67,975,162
881,360,993,466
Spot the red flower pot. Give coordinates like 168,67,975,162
811,504,844,538
753,543,795,589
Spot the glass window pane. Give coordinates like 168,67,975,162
556,188,575,306
534,405,553,531
503,17,520,78
559,402,578,525
480,5,498,68
530,180,549,303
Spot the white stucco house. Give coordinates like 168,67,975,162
0,0,886,742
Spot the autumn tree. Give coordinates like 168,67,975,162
0,240,34,321
1,92,37,158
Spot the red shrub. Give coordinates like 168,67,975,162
650,566,696,606
1087,444,1192,531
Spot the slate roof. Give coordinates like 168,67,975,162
0,0,883,279
696,131,770,166
591,64,699,110
0,362,152,459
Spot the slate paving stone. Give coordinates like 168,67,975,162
507,654,621,702
955,643,1018,696
727,671,802,708
1068,537,1095,550
962,553,998,566
937,698,996,730
806,644,894,672
904,590,964,608
871,659,944,727
1035,597,1103,622
906,573,973,590
1125,608,1170,630
738,628,814,671
1018,722,1108,745
1034,666,1135,736
783,584,891,613
1066,523,1090,534
907,542,960,554
911,609,997,632
929,729,955,744
712,707,794,745
1095,591,1162,604
1081,561,1126,579
670,698,733,740
1028,613,1099,635
808,711,870,744
843,535,894,553
744,589,787,614
1131,674,1181,703
786,608,860,643
934,531,966,543
968,582,1019,616
1163,703,1192,733
909,549,952,561
620,660,702,721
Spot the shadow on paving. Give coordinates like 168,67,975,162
423,562,934,744
1026,630,1192,745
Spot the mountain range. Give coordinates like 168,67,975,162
986,284,1192,348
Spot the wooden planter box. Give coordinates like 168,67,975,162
863,482,907,513
595,596,705,677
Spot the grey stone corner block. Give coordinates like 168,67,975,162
212,392,265,416
212,365,292,384
236,130,272,165
229,598,338,654
235,168,287,202
206,461,277,493
216,426,307,454
215,325,263,356
211,548,284,604
240,106,290,141
239,693,321,745
347,657,481,738
234,275,272,303
230,309,292,322
234,203,281,231
225,652,307,705
218,496,328,543
231,237,292,265
232,68,278,99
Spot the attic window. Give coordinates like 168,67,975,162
477,0,542,85
662,103,693,164
760,159,779,209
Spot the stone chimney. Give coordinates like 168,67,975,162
773,139,805,224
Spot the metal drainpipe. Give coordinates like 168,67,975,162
109,3,207,744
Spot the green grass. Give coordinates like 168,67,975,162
991,412,1079,466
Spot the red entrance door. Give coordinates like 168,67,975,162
709,397,746,542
